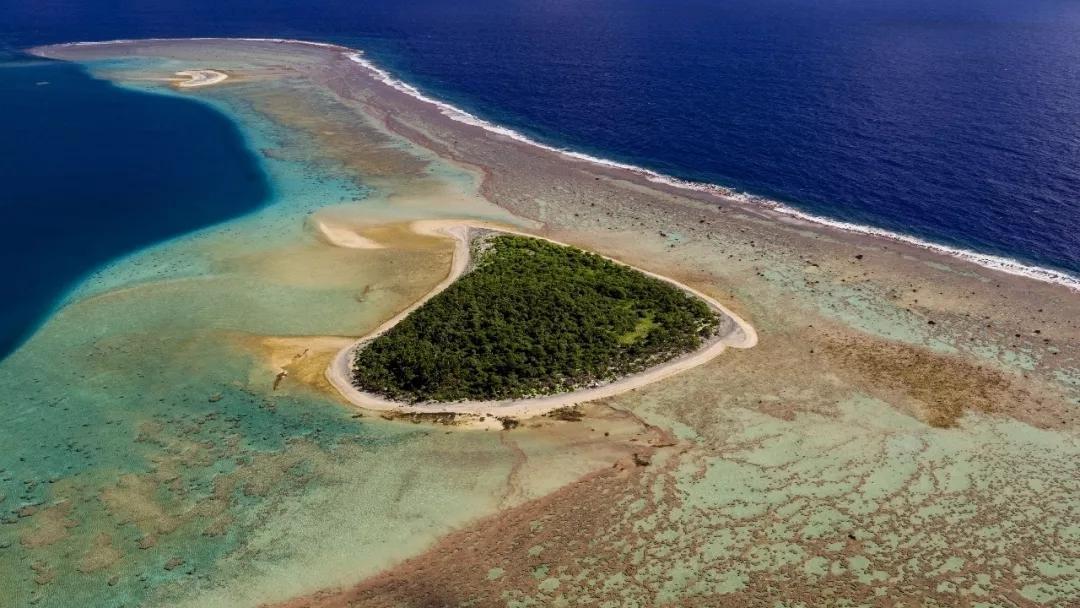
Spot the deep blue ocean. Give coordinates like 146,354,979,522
1,0,1078,358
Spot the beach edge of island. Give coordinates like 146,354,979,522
325,219,758,421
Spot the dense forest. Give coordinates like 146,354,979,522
352,235,720,402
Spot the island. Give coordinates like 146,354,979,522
355,232,720,401
327,220,755,418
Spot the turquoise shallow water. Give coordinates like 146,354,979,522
0,62,350,605
0,53,272,360
5,38,1078,608
0,58,515,607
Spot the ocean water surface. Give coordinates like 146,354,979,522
2,0,1079,353
0,51,524,606
0,52,269,358
0,3,1078,606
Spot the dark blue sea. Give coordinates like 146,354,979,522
1,0,1078,358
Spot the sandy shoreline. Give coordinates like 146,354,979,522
325,219,757,419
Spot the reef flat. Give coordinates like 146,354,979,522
12,38,1080,608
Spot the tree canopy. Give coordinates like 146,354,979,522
352,235,720,402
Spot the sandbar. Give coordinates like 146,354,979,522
173,69,228,88
312,218,386,249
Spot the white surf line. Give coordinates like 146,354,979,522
341,50,1080,293
39,37,1080,291
325,220,757,419
47,36,351,51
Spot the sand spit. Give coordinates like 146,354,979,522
312,218,386,249
172,69,228,88
325,219,757,419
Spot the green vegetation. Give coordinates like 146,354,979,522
352,235,721,402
